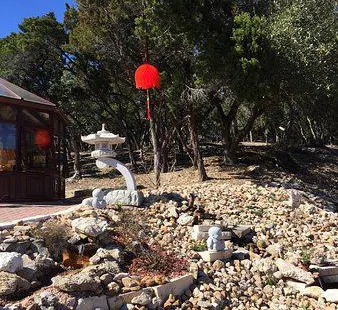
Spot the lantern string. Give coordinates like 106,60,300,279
146,89,151,120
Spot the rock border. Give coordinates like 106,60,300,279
108,274,194,309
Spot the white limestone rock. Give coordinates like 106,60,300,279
71,217,108,238
52,272,102,293
177,214,194,226
301,286,324,299
105,190,144,206
322,289,338,303
0,271,31,296
0,252,23,273
276,258,315,284
89,248,122,265
76,295,109,310
131,290,153,306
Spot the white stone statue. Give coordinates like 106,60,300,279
92,188,107,209
207,226,225,252
289,189,301,208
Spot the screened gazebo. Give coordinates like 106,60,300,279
0,78,68,202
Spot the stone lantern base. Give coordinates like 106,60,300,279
82,189,144,207
105,189,144,206
198,249,232,262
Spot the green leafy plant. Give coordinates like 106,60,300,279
265,277,277,286
300,250,311,266
190,240,207,251
252,208,264,216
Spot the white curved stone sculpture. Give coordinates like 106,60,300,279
96,158,136,191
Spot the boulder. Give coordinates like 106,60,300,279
0,252,23,273
82,261,121,277
166,206,179,219
276,258,315,284
0,271,31,296
16,254,37,281
253,258,277,274
71,217,108,237
0,241,31,254
177,214,194,226
76,295,109,310
105,190,144,206
89,247,122,265
322,289,338,303
34,291,59,307
301,286,324,299
131,290,153,306
266,243,282,258
52,272,102,293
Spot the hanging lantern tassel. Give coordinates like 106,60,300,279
146,89,151,119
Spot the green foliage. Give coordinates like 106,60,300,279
0,0,336,164
300,250,311,266
0,13,67,102
252,208,265,217
265,277,277,286
190,240,208,252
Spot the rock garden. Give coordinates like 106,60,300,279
0,175,337,310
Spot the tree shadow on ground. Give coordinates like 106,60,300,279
229,144,337,211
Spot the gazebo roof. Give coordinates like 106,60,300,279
0,78,55,107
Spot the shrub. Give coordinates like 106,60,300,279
128,245,189,278
300,250,311,267
190,240,207,251
31,219,72,261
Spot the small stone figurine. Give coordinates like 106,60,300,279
289,189,301,208
207,226,225,252
92,188,107,208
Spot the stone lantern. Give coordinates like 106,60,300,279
81,124,143,207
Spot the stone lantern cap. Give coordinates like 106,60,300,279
81,124,125,158
81,124,125,145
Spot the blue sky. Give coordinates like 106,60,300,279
0,0,77,38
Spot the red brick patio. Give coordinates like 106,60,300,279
0,202,79,224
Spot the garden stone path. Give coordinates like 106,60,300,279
0,202,79,225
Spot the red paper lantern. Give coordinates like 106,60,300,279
135,63,160,119
35,129,52,149
135,63,160,90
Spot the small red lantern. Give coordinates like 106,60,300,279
135,64,160,89
35,129,52,149
135,63,160,119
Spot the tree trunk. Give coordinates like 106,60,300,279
68,127,82,180
125,136,138,170
149,117,161,188
174,125,195,166
161,150,169,173
188,105,208,181
214,99,236,164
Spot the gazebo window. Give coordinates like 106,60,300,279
0,122,16,172
0,105,16,121
21,109,50,127
21,128,51,171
